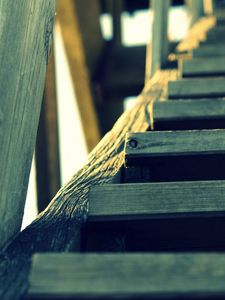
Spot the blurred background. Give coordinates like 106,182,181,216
22,0,202,229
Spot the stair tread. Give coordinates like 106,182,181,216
88,180,225,221
168,77,225,99
29,253,225,299
125,129,225,161
181,57,225,77
153,98,225,121
192,44,225,57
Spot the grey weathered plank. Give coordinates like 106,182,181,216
0,1,56,250
28,253,225,299
148,0,170,77
181,57,225,77
192,44,225,57
153,98,225,122
168,78,225,98
88,181,225,221
125,129,225,161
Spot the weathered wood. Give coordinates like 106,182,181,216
168,78,225,98
0,65,173,299
176,16,215,53
126,129,225,161
56,0,101,151
181,57,225,77
36,48,61,212
29,253,225,299
187,0,205,24
149,0,170,77
88,180,225,221
192,44,225,57
153,98,225,130
0,0,56,250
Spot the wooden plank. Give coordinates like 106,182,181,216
88,180,225,221
168,78,225,98
57,0,101,151
153,98,225,130
181,57,225,77
29,253,225,299
35,48,61,212
192,44,225,57
125,129,225,162
0,1,56,250
149,0,170,77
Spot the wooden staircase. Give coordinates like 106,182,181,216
22,3,225,300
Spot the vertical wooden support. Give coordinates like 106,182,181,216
56,0,101,151
187,0,205,24
108,0,123,47
147,0,170,79
35,46,61,212
0,1,56,249
204,0,214,15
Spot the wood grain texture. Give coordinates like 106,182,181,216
192,44,225,57
29,253,225,299
0,66,174,299
125,129,225,160
36,48,61,212
0,0,56,250
88,180,225,221
168,78,225,98
181,57,225,77
153,98,225,122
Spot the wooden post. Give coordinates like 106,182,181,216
0,1,56,249
146,0,170,79
56,0,101,151
108,0,123,47
187,0,205,24
35,46,61,212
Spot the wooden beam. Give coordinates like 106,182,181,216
29,253,225,299
35,48,61,213
187,0,205,24
0,1,56,250
181,57,225,77
56,0,101,151
148,0,170,77
168,78,225,98
88,181,225,221
108,0,123,47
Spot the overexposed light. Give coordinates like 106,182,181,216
124,97,137,111
21,157,38,230
54,23,88,185
168,6,191,41
122,10,153,46
100,13,113,40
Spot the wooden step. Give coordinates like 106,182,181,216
192,44,225,57
125,130,225,166
181,57,225,77
153,99,225,130
88,180,225,221
168,78,225,99
28,253,225,299
124,129,225,182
